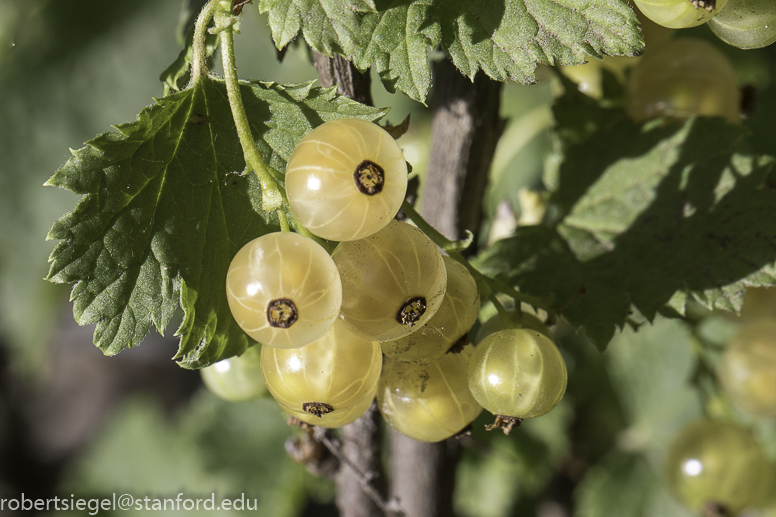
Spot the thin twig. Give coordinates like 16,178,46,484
312,428,404,517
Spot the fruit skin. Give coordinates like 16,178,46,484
717,318,776,417
200,345,267,401
665,419,773,514
626,38,740,123
332,219,447,342
377,346,482,443
467,328,567,419
741,287,776,320
708,0,776,49
633,0,729,29
285,118,408,242
382,256,480,364
560,56,640,99
261,319,382,420
226,232,342,349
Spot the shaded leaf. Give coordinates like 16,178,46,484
479,116,776,350
576,452,695,517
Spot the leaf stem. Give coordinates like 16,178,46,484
190,0,218,84
400,201,465,252
218,10,283,212
488,293,511,328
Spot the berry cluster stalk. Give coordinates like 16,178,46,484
215,5,284,217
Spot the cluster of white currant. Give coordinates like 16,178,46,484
663,290,776,515
634,0,776,49
201,118,567,441
563,0,771,124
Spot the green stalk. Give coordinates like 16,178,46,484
278,210,290,232
190,0,218,84
488,293,511,328
401,200,554,315
218,13,283,213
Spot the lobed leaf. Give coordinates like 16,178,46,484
479,113,776,351
258,0,377,56
260,0,644,102
46,77,386,368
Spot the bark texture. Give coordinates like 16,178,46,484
336,406,386,517
313,53,373,106
388,431,459,517
423,58,506,255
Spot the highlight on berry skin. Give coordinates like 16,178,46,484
285,118,408,242
468,328,567,423
225,232,342,349
200,345,267,402
664,419,774,515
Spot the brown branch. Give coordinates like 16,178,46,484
422,58,506,256
313,53,373,106
313,415,402,517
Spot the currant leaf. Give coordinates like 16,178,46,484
45,77,385,369
353,0,440,102
261,0,644,102
479,114,776,351
258,0,377,56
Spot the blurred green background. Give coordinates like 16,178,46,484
1,1,775,516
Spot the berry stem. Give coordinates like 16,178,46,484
488,293,513,328
400,201,469,253
688,328,735,421
401,200,555,316
189,0,218,85
217,4,283,213
277,210,290,232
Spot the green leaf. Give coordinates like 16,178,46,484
576,452,695,517
478,116,776,351
456,402,572,517
46,77,386,369
605,317,702,451
59,394,309,517
433,0,642,82
261,0,643,102
258,0,377,56
353,0,440,102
